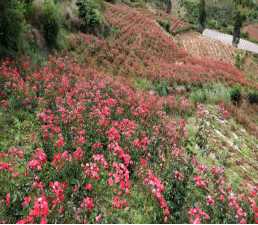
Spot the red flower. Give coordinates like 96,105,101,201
85,184,92,191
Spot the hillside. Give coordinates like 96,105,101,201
0,0,258,224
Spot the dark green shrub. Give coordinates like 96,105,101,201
0,0,25,53
248,91,258,104
222,21,228,28
253,53,258,58
42,0,60,48
157,19,171,32
24,0,36,19
241,31,249,39
230,85,241,103
252,11,257,19
76,0,100,30
105,0,115,3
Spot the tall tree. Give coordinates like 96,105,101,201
199,0,206,33
232,11,242,47
166,0,171,14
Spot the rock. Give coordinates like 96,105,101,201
167,86,175,95
175,86,187,95
149,90,155,96
232,133,239,140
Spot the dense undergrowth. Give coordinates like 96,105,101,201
0,1,258,224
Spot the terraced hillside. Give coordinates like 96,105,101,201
174,31,239,66
1,1,258,224
103,3,256,89
135,7,191,32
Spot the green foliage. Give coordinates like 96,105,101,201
190,83,231,105
230,85,241,103
24,0,36,19
156,19,170,32
95,0,106,11
199,0,206,32
248,91,258,104
241,31,249,39
232,11,242,47
235,51,245,70
42,0,60,48
134,78,150,91
161,162,193,223
76,0,100,32
153,80,168,96
0,0,25,55
122,0,147,8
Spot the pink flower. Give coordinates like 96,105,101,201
240,218,246,224
108,178,113,186
96,214,102,222
164,216,168,223
40,218,47,224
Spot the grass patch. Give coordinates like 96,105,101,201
190,83,231,105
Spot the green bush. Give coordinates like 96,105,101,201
153,80,168,96
230,85,241,103
0,0,25,54
241,31,249,39
235,51,244,70
76,0,100,30
24,0,36,19
248,91,258,104
134,78,150,91
95,0,106,11
42,0,60,48
252,11,257,19
156,19,170,32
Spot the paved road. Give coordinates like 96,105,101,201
203,29,258,54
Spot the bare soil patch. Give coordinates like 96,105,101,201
174,31,238,66
243,24,258,41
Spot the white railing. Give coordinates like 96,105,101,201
202,29,258,54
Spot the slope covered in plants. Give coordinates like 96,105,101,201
0,1,258,224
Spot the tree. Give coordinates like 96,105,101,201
166,0,171,14
232,11,242,47
199,0,206,33
0,0,25,54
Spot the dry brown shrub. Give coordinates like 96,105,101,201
33,0,45,30
226,102,258,139
30,26,47,52
59,1,83,30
